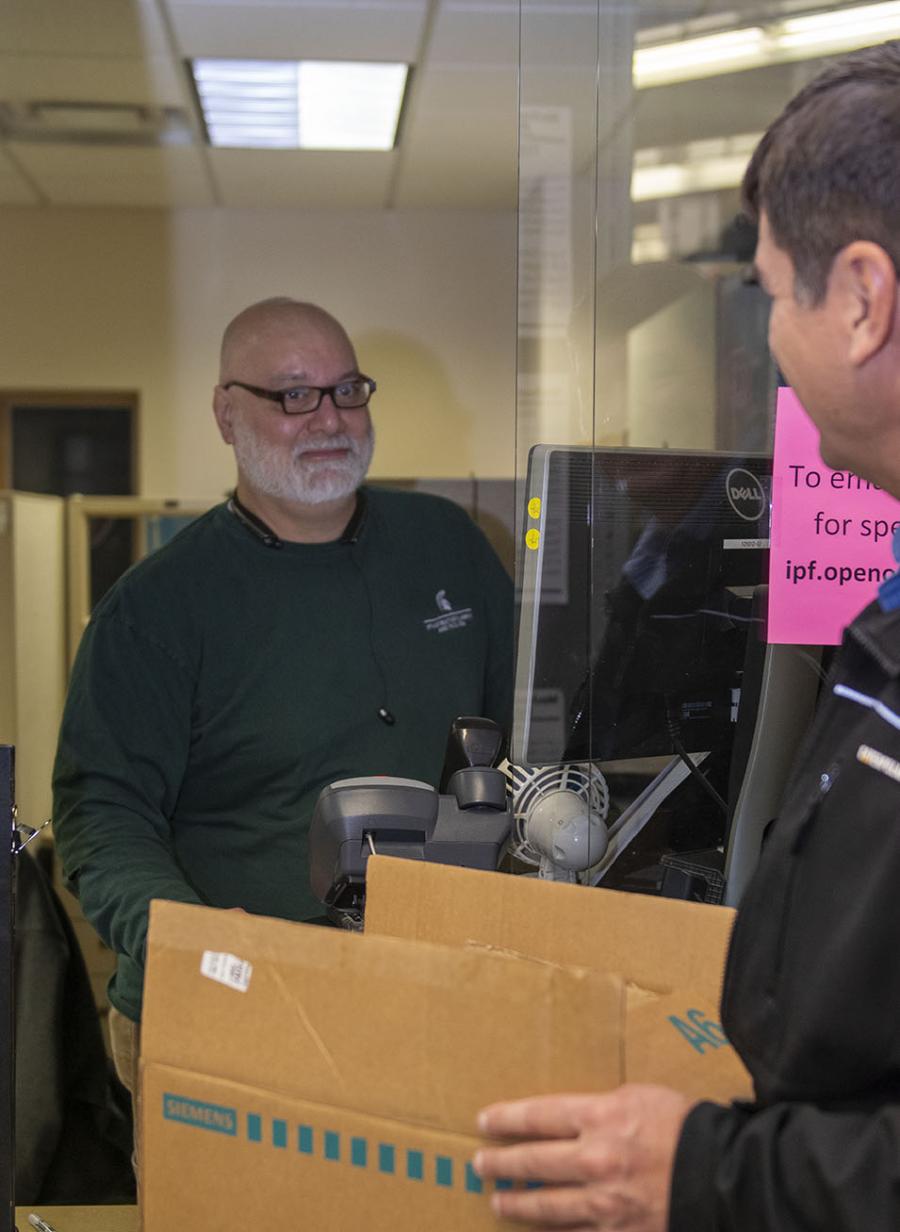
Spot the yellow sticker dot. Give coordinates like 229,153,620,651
528,497,542,520
525,529,540,550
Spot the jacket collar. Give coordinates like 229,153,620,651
846,599,900,678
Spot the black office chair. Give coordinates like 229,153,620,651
14,847,135,1204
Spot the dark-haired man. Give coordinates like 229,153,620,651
53,297,513,1162
475,39,900,1231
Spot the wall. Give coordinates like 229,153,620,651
0,206,518,495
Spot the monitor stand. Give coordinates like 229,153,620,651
589,751,710,884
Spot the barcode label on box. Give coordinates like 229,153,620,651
200,950,253,992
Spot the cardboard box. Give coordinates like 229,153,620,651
141,859,751,1230
366,857,751,1103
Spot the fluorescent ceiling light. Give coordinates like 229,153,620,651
632,133,762,202
632,156,753,201
191,59,409,150
631,223,670,264
634,28,767,86
635,1,900,88
780,1,900,50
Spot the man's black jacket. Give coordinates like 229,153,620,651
670,599,900,1230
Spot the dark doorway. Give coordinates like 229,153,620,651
2,395,138,609
11,404,133,498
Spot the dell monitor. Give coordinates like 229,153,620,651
513,444,772,767
510,444,820,900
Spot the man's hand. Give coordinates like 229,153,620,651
473,1084,695,1230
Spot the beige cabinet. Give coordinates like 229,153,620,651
0,490,66,830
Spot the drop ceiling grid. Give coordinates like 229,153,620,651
0,0,820,211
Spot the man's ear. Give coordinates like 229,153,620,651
212,384,235,444
833,241,898,366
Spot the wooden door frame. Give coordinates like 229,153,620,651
66,495,213,670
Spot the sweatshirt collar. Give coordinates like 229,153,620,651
227,487,367,549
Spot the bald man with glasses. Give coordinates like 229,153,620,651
213,300,379,541
52,297,513,1175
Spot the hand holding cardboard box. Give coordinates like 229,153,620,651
141,857,749,1230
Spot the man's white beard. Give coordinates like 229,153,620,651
232,421,375,506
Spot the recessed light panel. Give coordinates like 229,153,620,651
191,58,409,150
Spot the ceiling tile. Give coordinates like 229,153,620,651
167,0,428,60
394,66,516,207
207,147,395,206
0,0,170,57
8,143,216,206
427,0,518,66
394,148,516,209
0,149,41,204
0,53,191,108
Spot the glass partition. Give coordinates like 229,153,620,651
509,0,873,902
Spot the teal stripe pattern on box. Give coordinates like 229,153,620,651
161,1093,532,1197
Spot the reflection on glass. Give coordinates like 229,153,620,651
512,0,885,895
513,444,770,769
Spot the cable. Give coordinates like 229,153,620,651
349,535,396,727
665,699,729,816
671,734,729,815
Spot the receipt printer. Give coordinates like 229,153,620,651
309,717,511,928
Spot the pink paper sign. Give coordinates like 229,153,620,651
768,387,900,645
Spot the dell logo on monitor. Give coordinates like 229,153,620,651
725,468,766,522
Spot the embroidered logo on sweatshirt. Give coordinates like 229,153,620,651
856,743,900,785
424,590,473,634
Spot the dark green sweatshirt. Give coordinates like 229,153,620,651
53,489,513,1020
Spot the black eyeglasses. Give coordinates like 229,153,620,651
223,375,376,416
